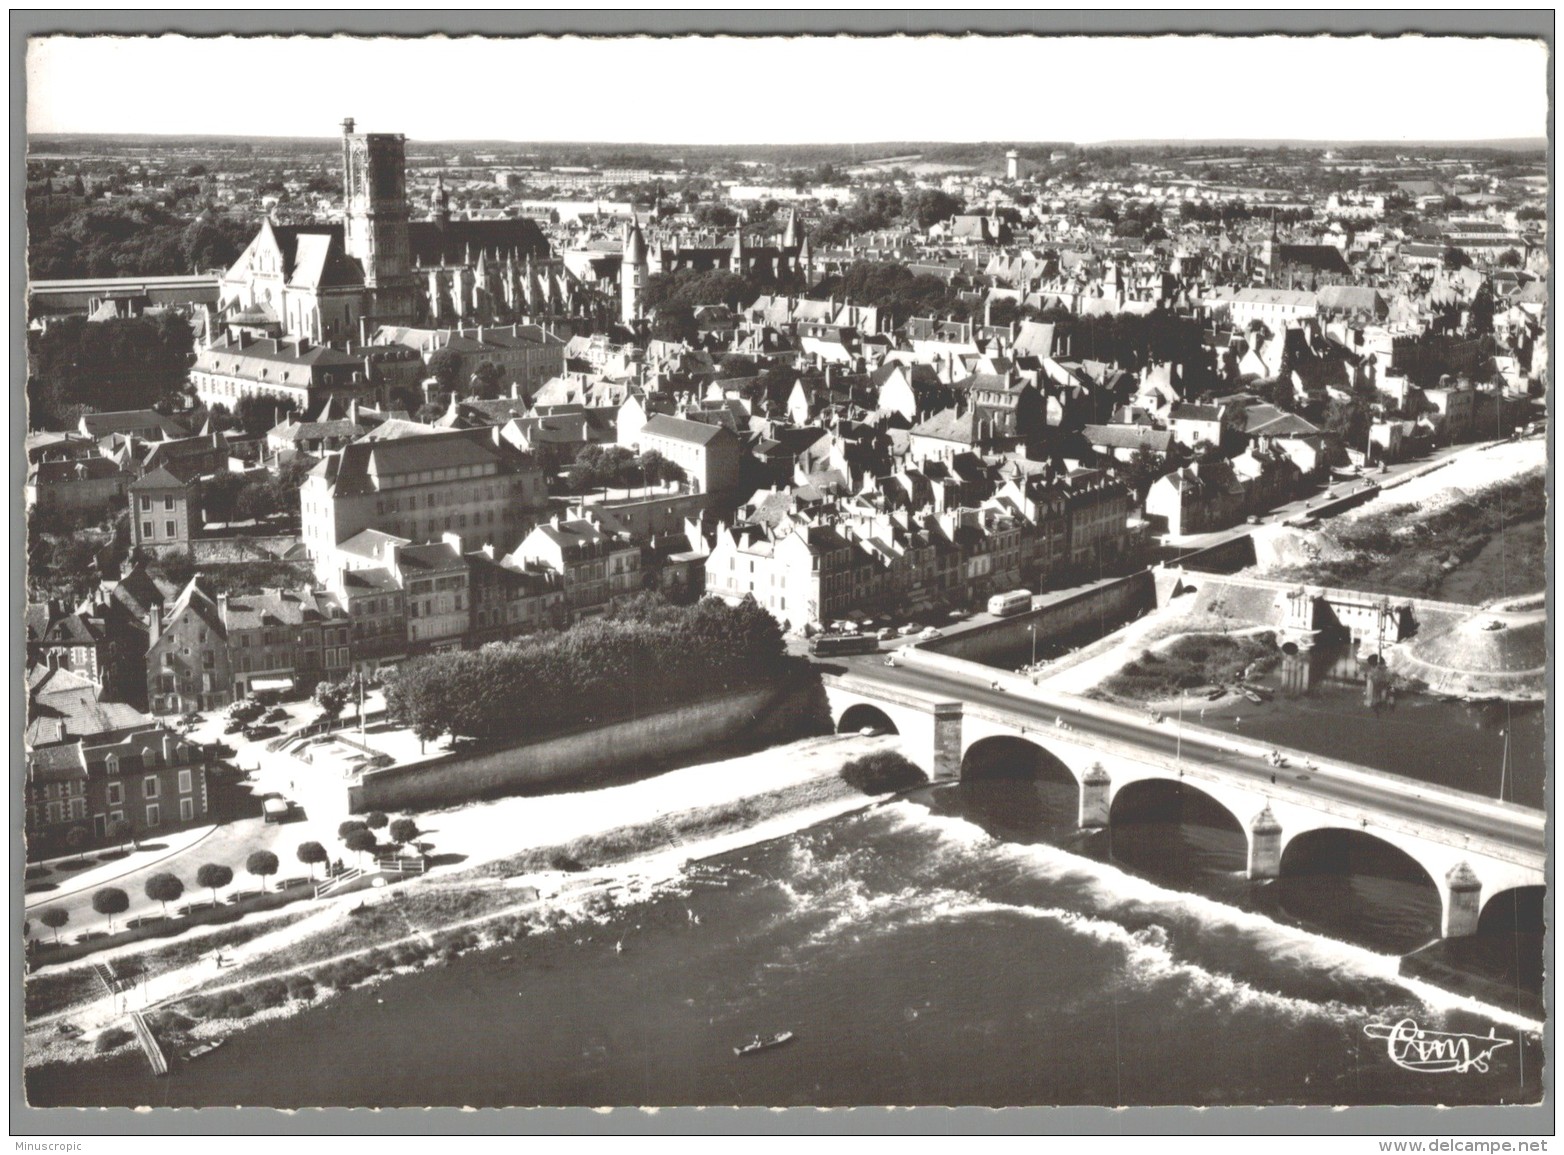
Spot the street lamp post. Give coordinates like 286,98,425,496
1028,623,1037,669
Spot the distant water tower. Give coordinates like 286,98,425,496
1005,149,1020,181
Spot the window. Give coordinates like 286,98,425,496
106,781,123,806
165,520,177,538
142,521,155,539
144,776,160,799
140,496,151,512
109,809,123,825
178,770,192,794
146,803,161,828
164,496,175,511
180,797,195,822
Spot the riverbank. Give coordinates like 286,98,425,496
1252,439,1546,602
24,732,901,1071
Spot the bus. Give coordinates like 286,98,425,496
810,633,881,657
987,589,1034,617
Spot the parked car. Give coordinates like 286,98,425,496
223,719,247,735
898,624,919,636
877,628,897,641
262,707,289,723
919,627,943,641
243,724,281,741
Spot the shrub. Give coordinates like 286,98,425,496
179,995,215,1020
550,853,587,873
222,1001,256,1020
288,980,316,1003
95,1027,134,1053
247,978,289,1009
840,751,928,795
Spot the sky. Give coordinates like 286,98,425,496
27,34,1551,145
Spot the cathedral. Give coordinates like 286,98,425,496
218,119,567,342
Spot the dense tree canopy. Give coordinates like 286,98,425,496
28,313,196,429
28,204,255,280
384,593,788,743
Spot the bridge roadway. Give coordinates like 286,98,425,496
830,654,1546,864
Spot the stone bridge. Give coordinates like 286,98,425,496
824,671,1546,942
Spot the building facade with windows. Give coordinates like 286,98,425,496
302,426,548,579
129,467,198,558
25,725,211,853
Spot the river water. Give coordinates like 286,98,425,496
1189,647,1546,810
27,780,1543,1109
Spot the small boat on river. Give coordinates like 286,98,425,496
734,1030,795,1056
1206,686,1227,701
1242,687,1271,704
185,1039,225,1060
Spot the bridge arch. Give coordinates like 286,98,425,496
1277,828,1443,951
836,703,900,737
1107,778,1249,878
1478,885,1546,936
957,734,1081,833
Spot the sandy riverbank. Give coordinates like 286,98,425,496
25,731,903,1069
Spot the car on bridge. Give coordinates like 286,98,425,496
918,627,943,641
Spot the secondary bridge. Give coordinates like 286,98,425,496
824,651,1546,941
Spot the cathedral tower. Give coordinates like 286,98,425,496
340,117,418,326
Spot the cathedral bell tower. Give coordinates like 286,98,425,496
341,117,418,327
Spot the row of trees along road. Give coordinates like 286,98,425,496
385,592,787,745
33,812,422,943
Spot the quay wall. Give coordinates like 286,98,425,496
348,676,826,813
923,571,1156,666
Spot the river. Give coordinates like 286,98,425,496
27,778,1543,1109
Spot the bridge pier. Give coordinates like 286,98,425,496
1441,862,1483,939
931,702,963,782
1079,762,1111,828
1247,806,1283,879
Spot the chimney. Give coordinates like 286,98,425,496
358,315,368,346
216,592,229,622
162,730,176,763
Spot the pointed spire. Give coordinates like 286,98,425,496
783,206,800,249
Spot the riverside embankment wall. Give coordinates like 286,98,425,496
348,677,827,813
924,570,1157,666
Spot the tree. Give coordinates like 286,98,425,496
144,872,184,917
470,361,505,399
388,818,419,850
195,863,233,907
344,827,379,866
64,825,90,866
107,817,135,854
314,678,349,722
1498,248,1524,268
92,887,129,933
365,811,389,831
198,471,250,525
901,188,965,231
650,303,697,344
296,841,328,880
234,394,294,437
39,906,68,944
635,449,684,487
427,347,464,396
338,820,368,840
246,850,280,892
